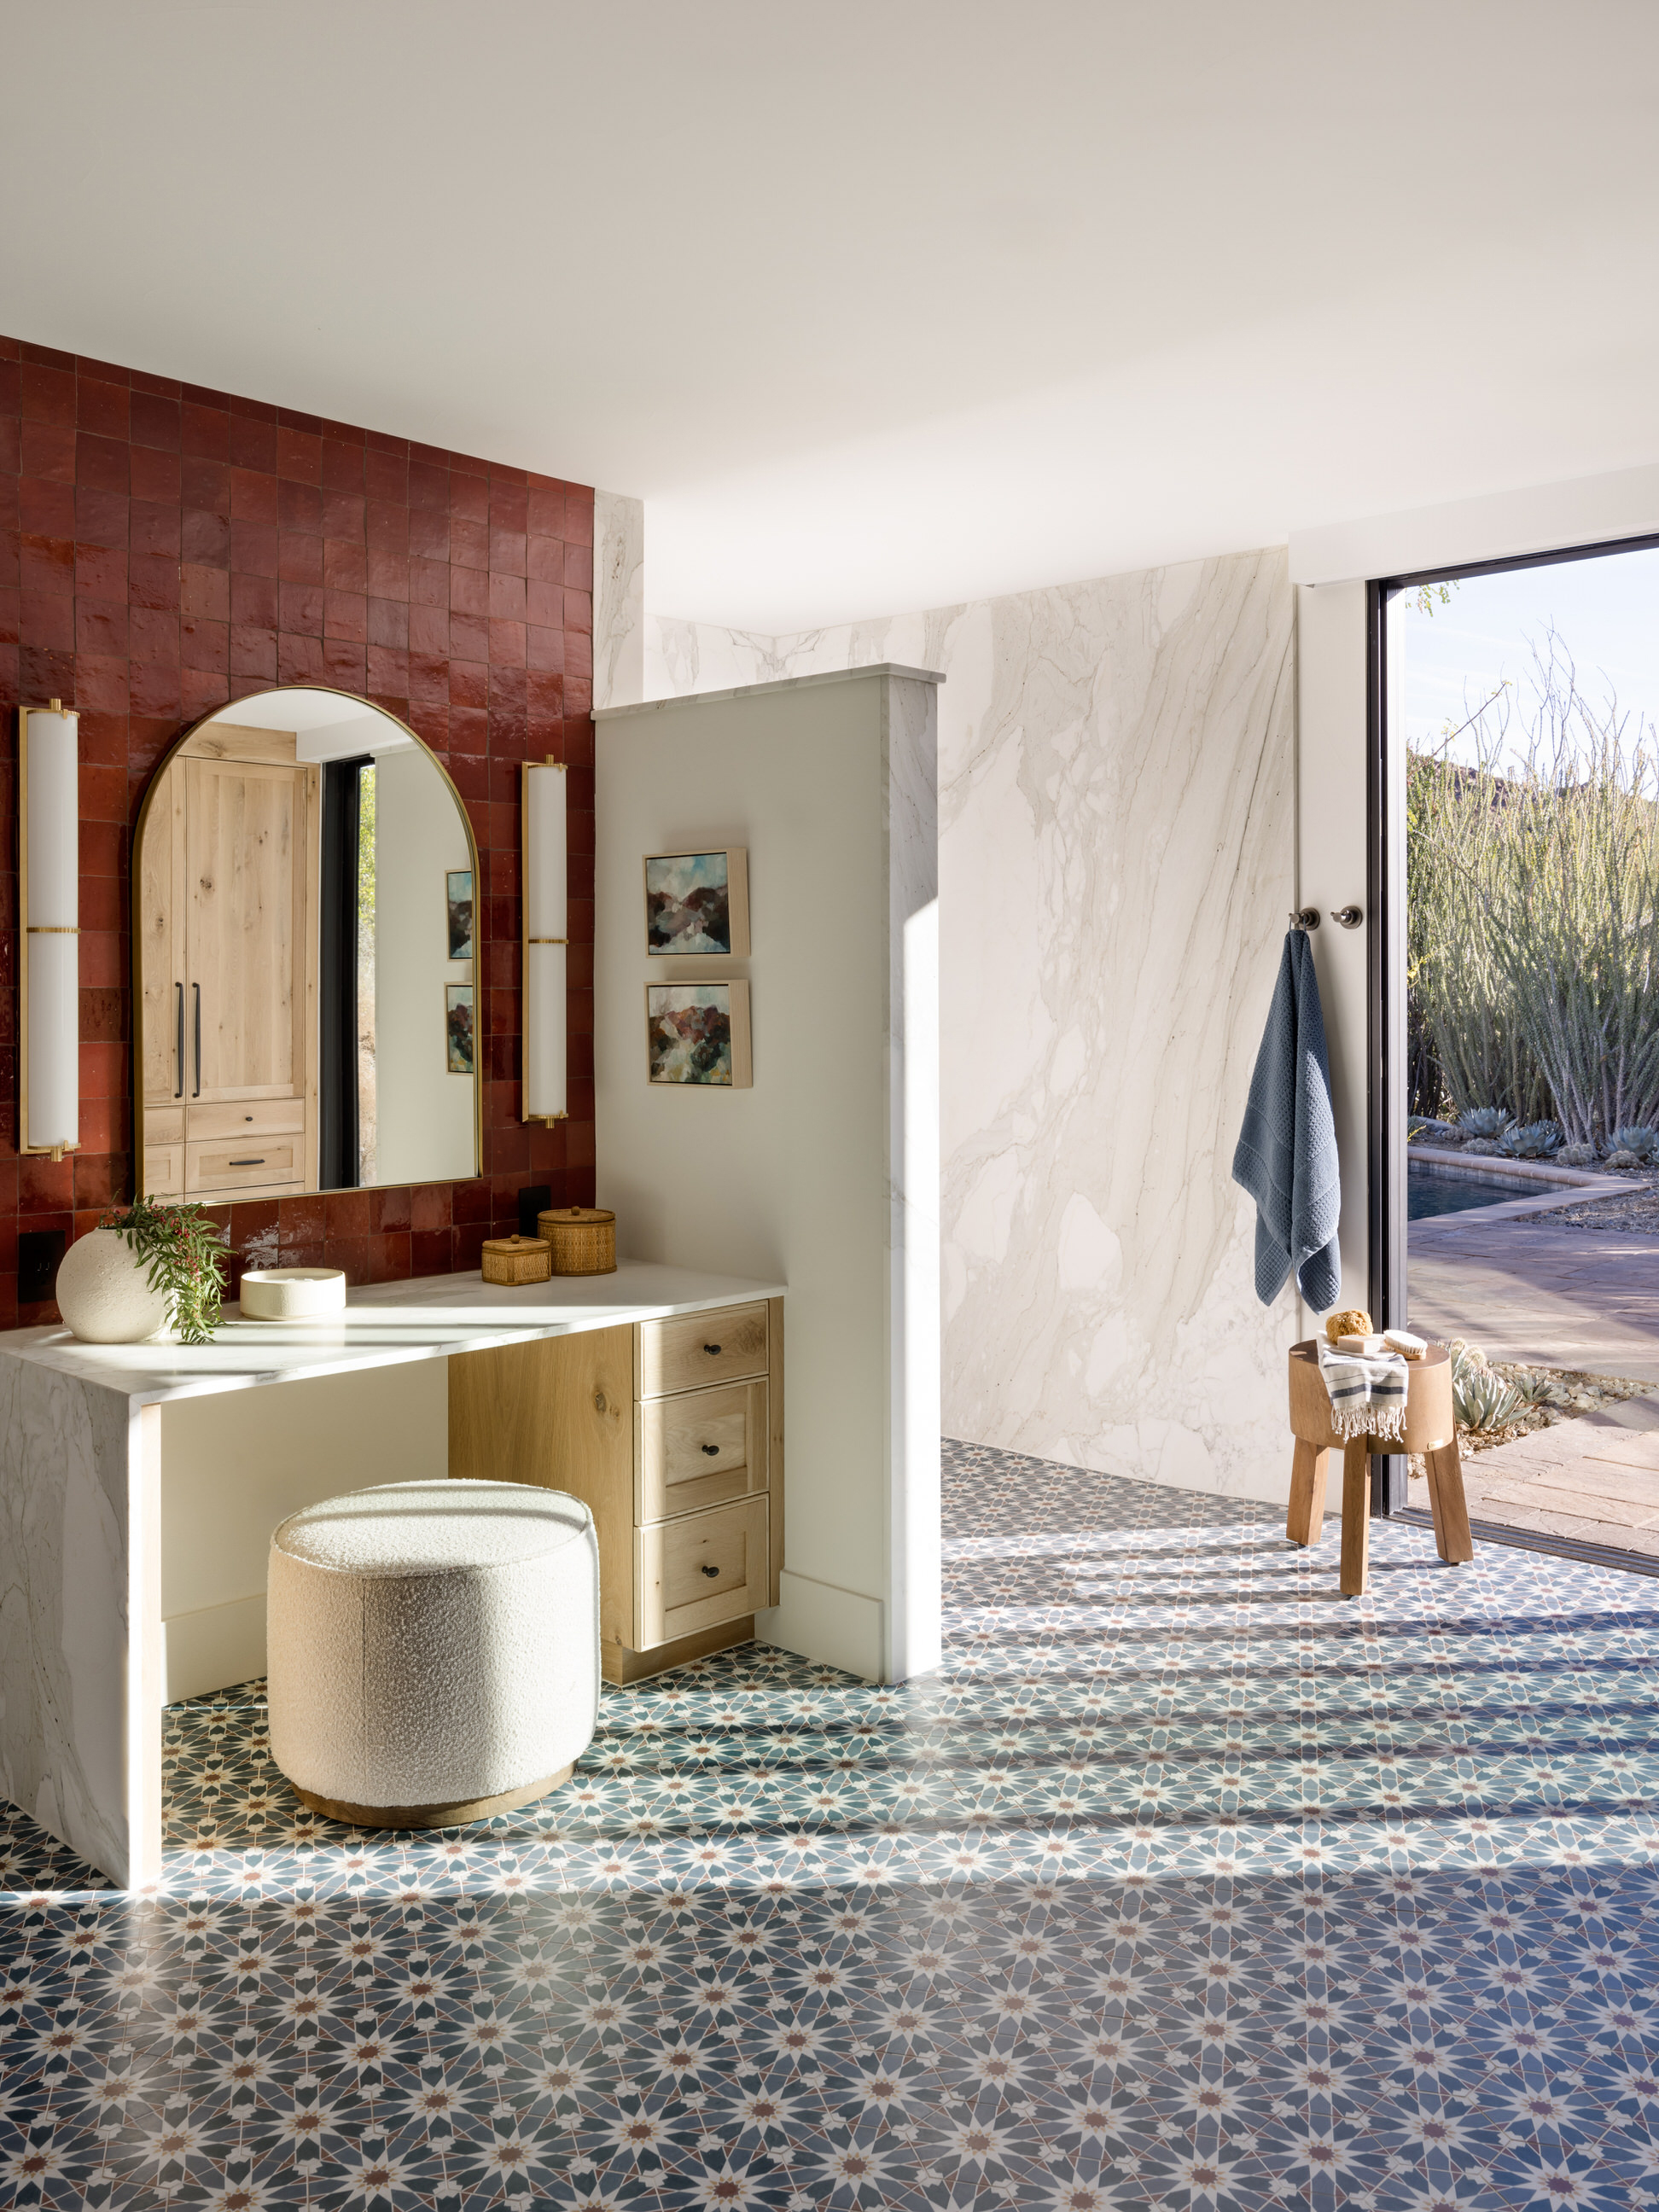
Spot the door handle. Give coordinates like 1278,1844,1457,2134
701,1563,720,1578
701,1443,720,1456
228,1158,265,1168
193,984,201,1098
703,1343,722,1357
174,982,184,1100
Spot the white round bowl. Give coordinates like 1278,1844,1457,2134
240,1267,347,1321
55,1228,172,1344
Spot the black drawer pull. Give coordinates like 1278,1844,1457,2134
701,1563,720,1578
228,1157,266,1167
703,1342,722,1356
701,1443,720,1456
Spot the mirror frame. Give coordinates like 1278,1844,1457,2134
131,683,484,1208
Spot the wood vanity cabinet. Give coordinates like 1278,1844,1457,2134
448,1297,784,1682
138,725,319,1203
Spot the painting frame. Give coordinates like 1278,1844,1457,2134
643,847,750,958
445,982,474,1076
645,980,753,1089
445,868,474,961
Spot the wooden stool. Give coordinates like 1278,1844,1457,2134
1286,1339,1473,1596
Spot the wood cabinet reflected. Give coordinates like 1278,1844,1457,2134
134,690,480,1205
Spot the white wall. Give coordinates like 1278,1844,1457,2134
159,1361,449,1701
642,552,1302,1506
594,669,940,1682
373,746,475,1188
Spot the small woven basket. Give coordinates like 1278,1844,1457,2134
480,1234,553,1286
538,1206,618,1277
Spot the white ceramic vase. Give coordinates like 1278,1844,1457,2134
55,1228,172,1345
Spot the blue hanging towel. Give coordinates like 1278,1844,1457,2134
1231,929,1341,1310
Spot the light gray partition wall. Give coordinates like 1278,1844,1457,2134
595,667,941,1682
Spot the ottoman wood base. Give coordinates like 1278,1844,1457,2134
294,1762,574,1831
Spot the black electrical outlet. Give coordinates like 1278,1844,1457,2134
18,1228,67,1305
517,1185,553,1237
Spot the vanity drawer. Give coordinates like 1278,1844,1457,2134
145,1108,185,1147
637,1301,769,1396
188,1098,306,1141
637,1379,767,1524
636,1494,769,1649
186,1138,301,1194
143,1144,183,1198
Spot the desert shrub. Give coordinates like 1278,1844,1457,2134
1409,635,1659,1147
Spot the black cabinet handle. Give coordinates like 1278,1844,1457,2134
703,1343,721,1356
174,983,184,1100
192,983,201,1097
228,1158,265,1167
701,1443,720,1457
701,1563,720,1578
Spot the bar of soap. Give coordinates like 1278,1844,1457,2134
1325,1307,1373,1343
1383,1328,1427,1360
1336,1334,1387,1356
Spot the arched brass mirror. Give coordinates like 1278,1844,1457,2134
134,686,481,1204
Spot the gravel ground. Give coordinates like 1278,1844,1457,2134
1546,1184,1659,1232
1446,1360,1650,1457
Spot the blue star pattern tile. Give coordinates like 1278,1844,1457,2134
6,1442,1659,2205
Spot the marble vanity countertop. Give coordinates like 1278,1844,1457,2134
0,1261,787,1407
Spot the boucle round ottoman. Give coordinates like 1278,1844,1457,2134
266,1480,598,1828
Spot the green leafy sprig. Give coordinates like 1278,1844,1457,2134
97,1197,230,1346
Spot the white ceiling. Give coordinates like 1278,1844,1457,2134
209,689,411,760
4,2,1658,631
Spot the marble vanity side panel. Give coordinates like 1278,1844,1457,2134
593,492,646,710
0,1358,132,1883
647,550,1298,1500
882,677,941,1681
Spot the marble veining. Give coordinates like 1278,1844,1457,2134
645,552,1297,1505
0,1359,131,1882
592,489,645,710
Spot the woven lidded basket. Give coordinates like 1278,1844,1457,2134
538,1206,617,1277
480,1234,553,1286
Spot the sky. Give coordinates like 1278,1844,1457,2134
1394,544,1659,768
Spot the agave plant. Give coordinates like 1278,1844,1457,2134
1509,1366,1567,1408
1453,1363,1524,1431
1458,1107,1514,1140
1607,1126,1659,1162
1499,1120,1563,1159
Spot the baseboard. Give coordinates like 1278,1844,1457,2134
755,1571,885,1682
162,1592,265,1704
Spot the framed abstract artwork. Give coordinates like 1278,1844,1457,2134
644,848,750,957
445,869,474,960
445,983,474,1075
645,981,752,1088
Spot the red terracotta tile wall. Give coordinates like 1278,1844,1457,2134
0,334,596,1324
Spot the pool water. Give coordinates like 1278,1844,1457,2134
1407,1160,1569,1220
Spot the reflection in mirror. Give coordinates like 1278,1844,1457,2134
135,687,480,1203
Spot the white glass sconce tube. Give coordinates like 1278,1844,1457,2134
19,701,79,1158
521,760,568,1122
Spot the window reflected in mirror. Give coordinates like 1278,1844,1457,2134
135,688,480,1204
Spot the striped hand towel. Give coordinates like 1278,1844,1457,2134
1318,1341,1408,1444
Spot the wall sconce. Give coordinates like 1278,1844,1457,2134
521,759,567,1123
18,701,79,1160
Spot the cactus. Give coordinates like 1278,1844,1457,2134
1458,1107,1514,1141
1453,1363,1524,1431
1607,1126,1659,1162
1499,1120,1563,1159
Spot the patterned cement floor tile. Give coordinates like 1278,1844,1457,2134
8,1445,1659,2205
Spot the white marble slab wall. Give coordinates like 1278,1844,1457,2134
0,1360,134,1881
644,550,1299,1503
593,491,645,710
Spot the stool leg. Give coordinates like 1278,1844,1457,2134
1426,1440,1475,1564
1339,1439,1371,1597
1286,1441,1330,1546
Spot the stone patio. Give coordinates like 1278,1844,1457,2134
1410,1208,1659,1554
